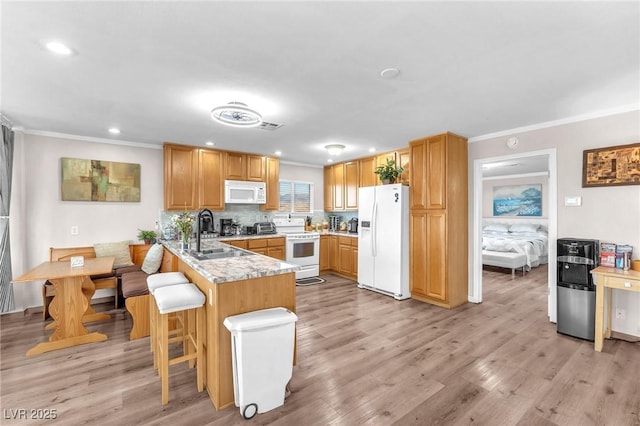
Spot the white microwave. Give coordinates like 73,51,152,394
224,180,266,204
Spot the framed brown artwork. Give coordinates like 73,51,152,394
61,157,141,202
582,142,640,187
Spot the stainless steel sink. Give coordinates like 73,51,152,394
189,248,254,261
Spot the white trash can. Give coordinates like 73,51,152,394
223,307,298,420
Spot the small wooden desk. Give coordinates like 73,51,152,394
591,266,640,352
13,257,115,356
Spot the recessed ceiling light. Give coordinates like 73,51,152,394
327,159,334,163
368,148,376,153
205,141,215,146
108,128,120,134
380,67,400,79
274,150,282,156
45,41,74,56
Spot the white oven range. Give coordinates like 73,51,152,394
273,217,320,279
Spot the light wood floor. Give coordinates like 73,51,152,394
2,265,639,425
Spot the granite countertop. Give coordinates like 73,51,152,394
163,240,299,284
319,230,359,238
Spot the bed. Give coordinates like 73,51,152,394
482,219,549,275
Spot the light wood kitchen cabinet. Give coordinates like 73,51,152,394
247,237,285,260
337,236,358,279
328,235,339,271
198,149,225,211
344,161,359,210
359,156,377,188
320,235,329,271
409,132,468,309
376,152,396,168
332,164,345,210
260,156,279,211
396,148,410,185
323,166,334,211
164,144,198,210
225,151,246,180
247,154,265,181
224,239,248,249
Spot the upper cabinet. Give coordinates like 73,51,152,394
410,134,447,210
396,148,411,185
164,143,278,211
324,161,358,212
164,144,198,210
359,156,377,187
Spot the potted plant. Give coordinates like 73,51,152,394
171,211,195,251
137,229,157,245
374,159,404,184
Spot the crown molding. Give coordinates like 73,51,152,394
469,104,639,143
19,129,162,150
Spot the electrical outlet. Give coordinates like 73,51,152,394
615,308,625,320
70,226,79,236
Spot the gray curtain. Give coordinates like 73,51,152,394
0,123,15,312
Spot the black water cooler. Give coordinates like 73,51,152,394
556,238,599,341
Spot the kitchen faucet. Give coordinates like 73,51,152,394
196,208,214,253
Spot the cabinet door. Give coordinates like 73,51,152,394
409,141,427,209
319,235,329,271
329,236,339,270
338,244,353,276
376,152,396,168
425,135,446,209
267,246,285,260
225,152,246,180
198,149,225,210
324,166,334,211
344,161,359,210
359,156,377,188
396,148,411,186
247,155,265,182
164,144,197,210
410,212,446,302
261,157,280,211
225,240,248,249
333,164,344,210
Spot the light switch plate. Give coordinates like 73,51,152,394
564,196,582,207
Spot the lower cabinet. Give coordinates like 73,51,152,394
320,234,358,280
229,237,285,260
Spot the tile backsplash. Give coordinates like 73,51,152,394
159,205,348,239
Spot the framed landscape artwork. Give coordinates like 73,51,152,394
61,157,141,202
582,142,640,187
493,184,542,217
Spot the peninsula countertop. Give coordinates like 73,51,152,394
163,240,299,284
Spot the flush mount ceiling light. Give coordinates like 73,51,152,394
211,101,262,127
44,41,74,56
380,67,400,79
325,144,345,156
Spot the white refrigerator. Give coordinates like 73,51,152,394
357,184,410,300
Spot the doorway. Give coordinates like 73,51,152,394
471,148,558,322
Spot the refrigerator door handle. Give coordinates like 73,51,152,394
372,202,377,257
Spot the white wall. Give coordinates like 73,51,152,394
469,109,640,336
11,133,164,310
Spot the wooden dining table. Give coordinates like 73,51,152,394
13,256,115,356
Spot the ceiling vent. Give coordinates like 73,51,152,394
258,121,283,131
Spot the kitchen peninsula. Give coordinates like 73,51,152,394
162,240,298,410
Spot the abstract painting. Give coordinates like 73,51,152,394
493,184,542,217
61,158,140,202
582,142,640,187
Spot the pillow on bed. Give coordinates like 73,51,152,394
484,223,509,233
509,223,540,233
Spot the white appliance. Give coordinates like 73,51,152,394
225,180,266,204
272,217,320,279
357,184,410,300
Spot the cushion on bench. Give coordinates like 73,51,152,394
121,271,153,298
114,265,143,277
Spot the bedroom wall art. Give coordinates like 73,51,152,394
582,142,640,187
493,184,542,216
61,157,141,202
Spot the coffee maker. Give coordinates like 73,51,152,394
220,218,233,236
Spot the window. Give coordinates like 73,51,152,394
279,181,313,213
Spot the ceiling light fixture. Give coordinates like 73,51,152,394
45,41,73,56
325,144,345,156
205,141,215,146
108,128,120,134
380,67,400,79
368,148,376,153
274,150,282,156
211,101,262,127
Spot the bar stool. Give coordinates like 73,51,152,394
147,272,190,357
153,283,205,405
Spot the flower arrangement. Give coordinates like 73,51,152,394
171,211,195,243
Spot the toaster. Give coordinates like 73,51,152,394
254,222,277,235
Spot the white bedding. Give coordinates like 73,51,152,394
482,230,549,269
